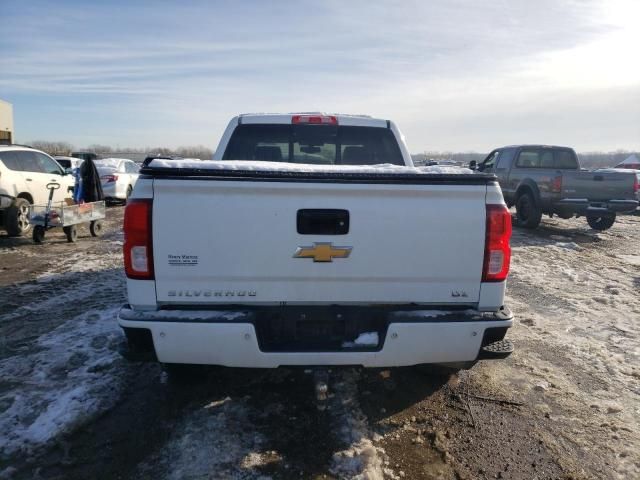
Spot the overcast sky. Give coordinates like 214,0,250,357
1,0,639,153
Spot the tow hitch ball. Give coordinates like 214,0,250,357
314,369,329,411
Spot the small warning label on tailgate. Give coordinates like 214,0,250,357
168,254,199,266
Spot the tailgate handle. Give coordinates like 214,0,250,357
297,209,349,235
593,175,604,181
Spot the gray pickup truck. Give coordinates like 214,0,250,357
472,145,639,230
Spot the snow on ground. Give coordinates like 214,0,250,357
330,369,393,480
136,395,269,480
2,205,639,478
4,268,123,324
34,250,122,283
0,218,128,466
487,215,640,478
0,307,125,459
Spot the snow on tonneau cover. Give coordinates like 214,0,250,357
147,159,489,307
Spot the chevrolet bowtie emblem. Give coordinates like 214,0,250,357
293,242,352,262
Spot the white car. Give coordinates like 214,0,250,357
0,145,74,236
53,156,83,173
95,158,140,202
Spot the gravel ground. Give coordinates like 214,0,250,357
0,207,638,479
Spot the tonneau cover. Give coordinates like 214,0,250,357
141,160,496,185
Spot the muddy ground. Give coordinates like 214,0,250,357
0,207,638,479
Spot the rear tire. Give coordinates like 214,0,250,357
515,192,542,229
63,225,78,243
124,185,132,204
89,220,103,237
5,198,32,237
587,213,616,231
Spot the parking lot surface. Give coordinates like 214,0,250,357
0,208,638,479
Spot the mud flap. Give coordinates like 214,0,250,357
120,326,158,362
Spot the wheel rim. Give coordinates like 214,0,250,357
18,203,31,232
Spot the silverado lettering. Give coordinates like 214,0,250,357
167,290,257,297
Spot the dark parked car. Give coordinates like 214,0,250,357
472,145,638,230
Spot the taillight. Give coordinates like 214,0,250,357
634,175,639,193
101,174,118,183
292,115,337,125
482,204,512,282
551,175,562,193
123,199,154,280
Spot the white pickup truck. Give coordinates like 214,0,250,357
118,113,514,374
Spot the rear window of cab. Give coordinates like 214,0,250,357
222,124,404,166
515,149,578,169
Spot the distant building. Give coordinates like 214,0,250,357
0,99,13,145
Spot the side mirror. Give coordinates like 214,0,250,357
469,160,478,170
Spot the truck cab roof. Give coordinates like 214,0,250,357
237,113,389,129
498,144,575,151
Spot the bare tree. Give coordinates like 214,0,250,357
29,141,74,156
174,145,213,159
85,144,113,155
147,147,173,156
578,150,637,168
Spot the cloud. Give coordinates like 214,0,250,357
1,0,638,150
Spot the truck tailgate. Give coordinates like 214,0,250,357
152,178,487,306
564,170,637,201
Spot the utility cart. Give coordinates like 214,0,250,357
29,182,106,243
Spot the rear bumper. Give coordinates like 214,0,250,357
556,198,638,214
117,306,514,367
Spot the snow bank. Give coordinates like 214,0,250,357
149,159,473,175
0,307,124,458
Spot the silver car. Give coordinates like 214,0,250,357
95,158,140,202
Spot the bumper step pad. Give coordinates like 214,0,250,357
479,339,514,360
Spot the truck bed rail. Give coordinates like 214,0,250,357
140,165,497,185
